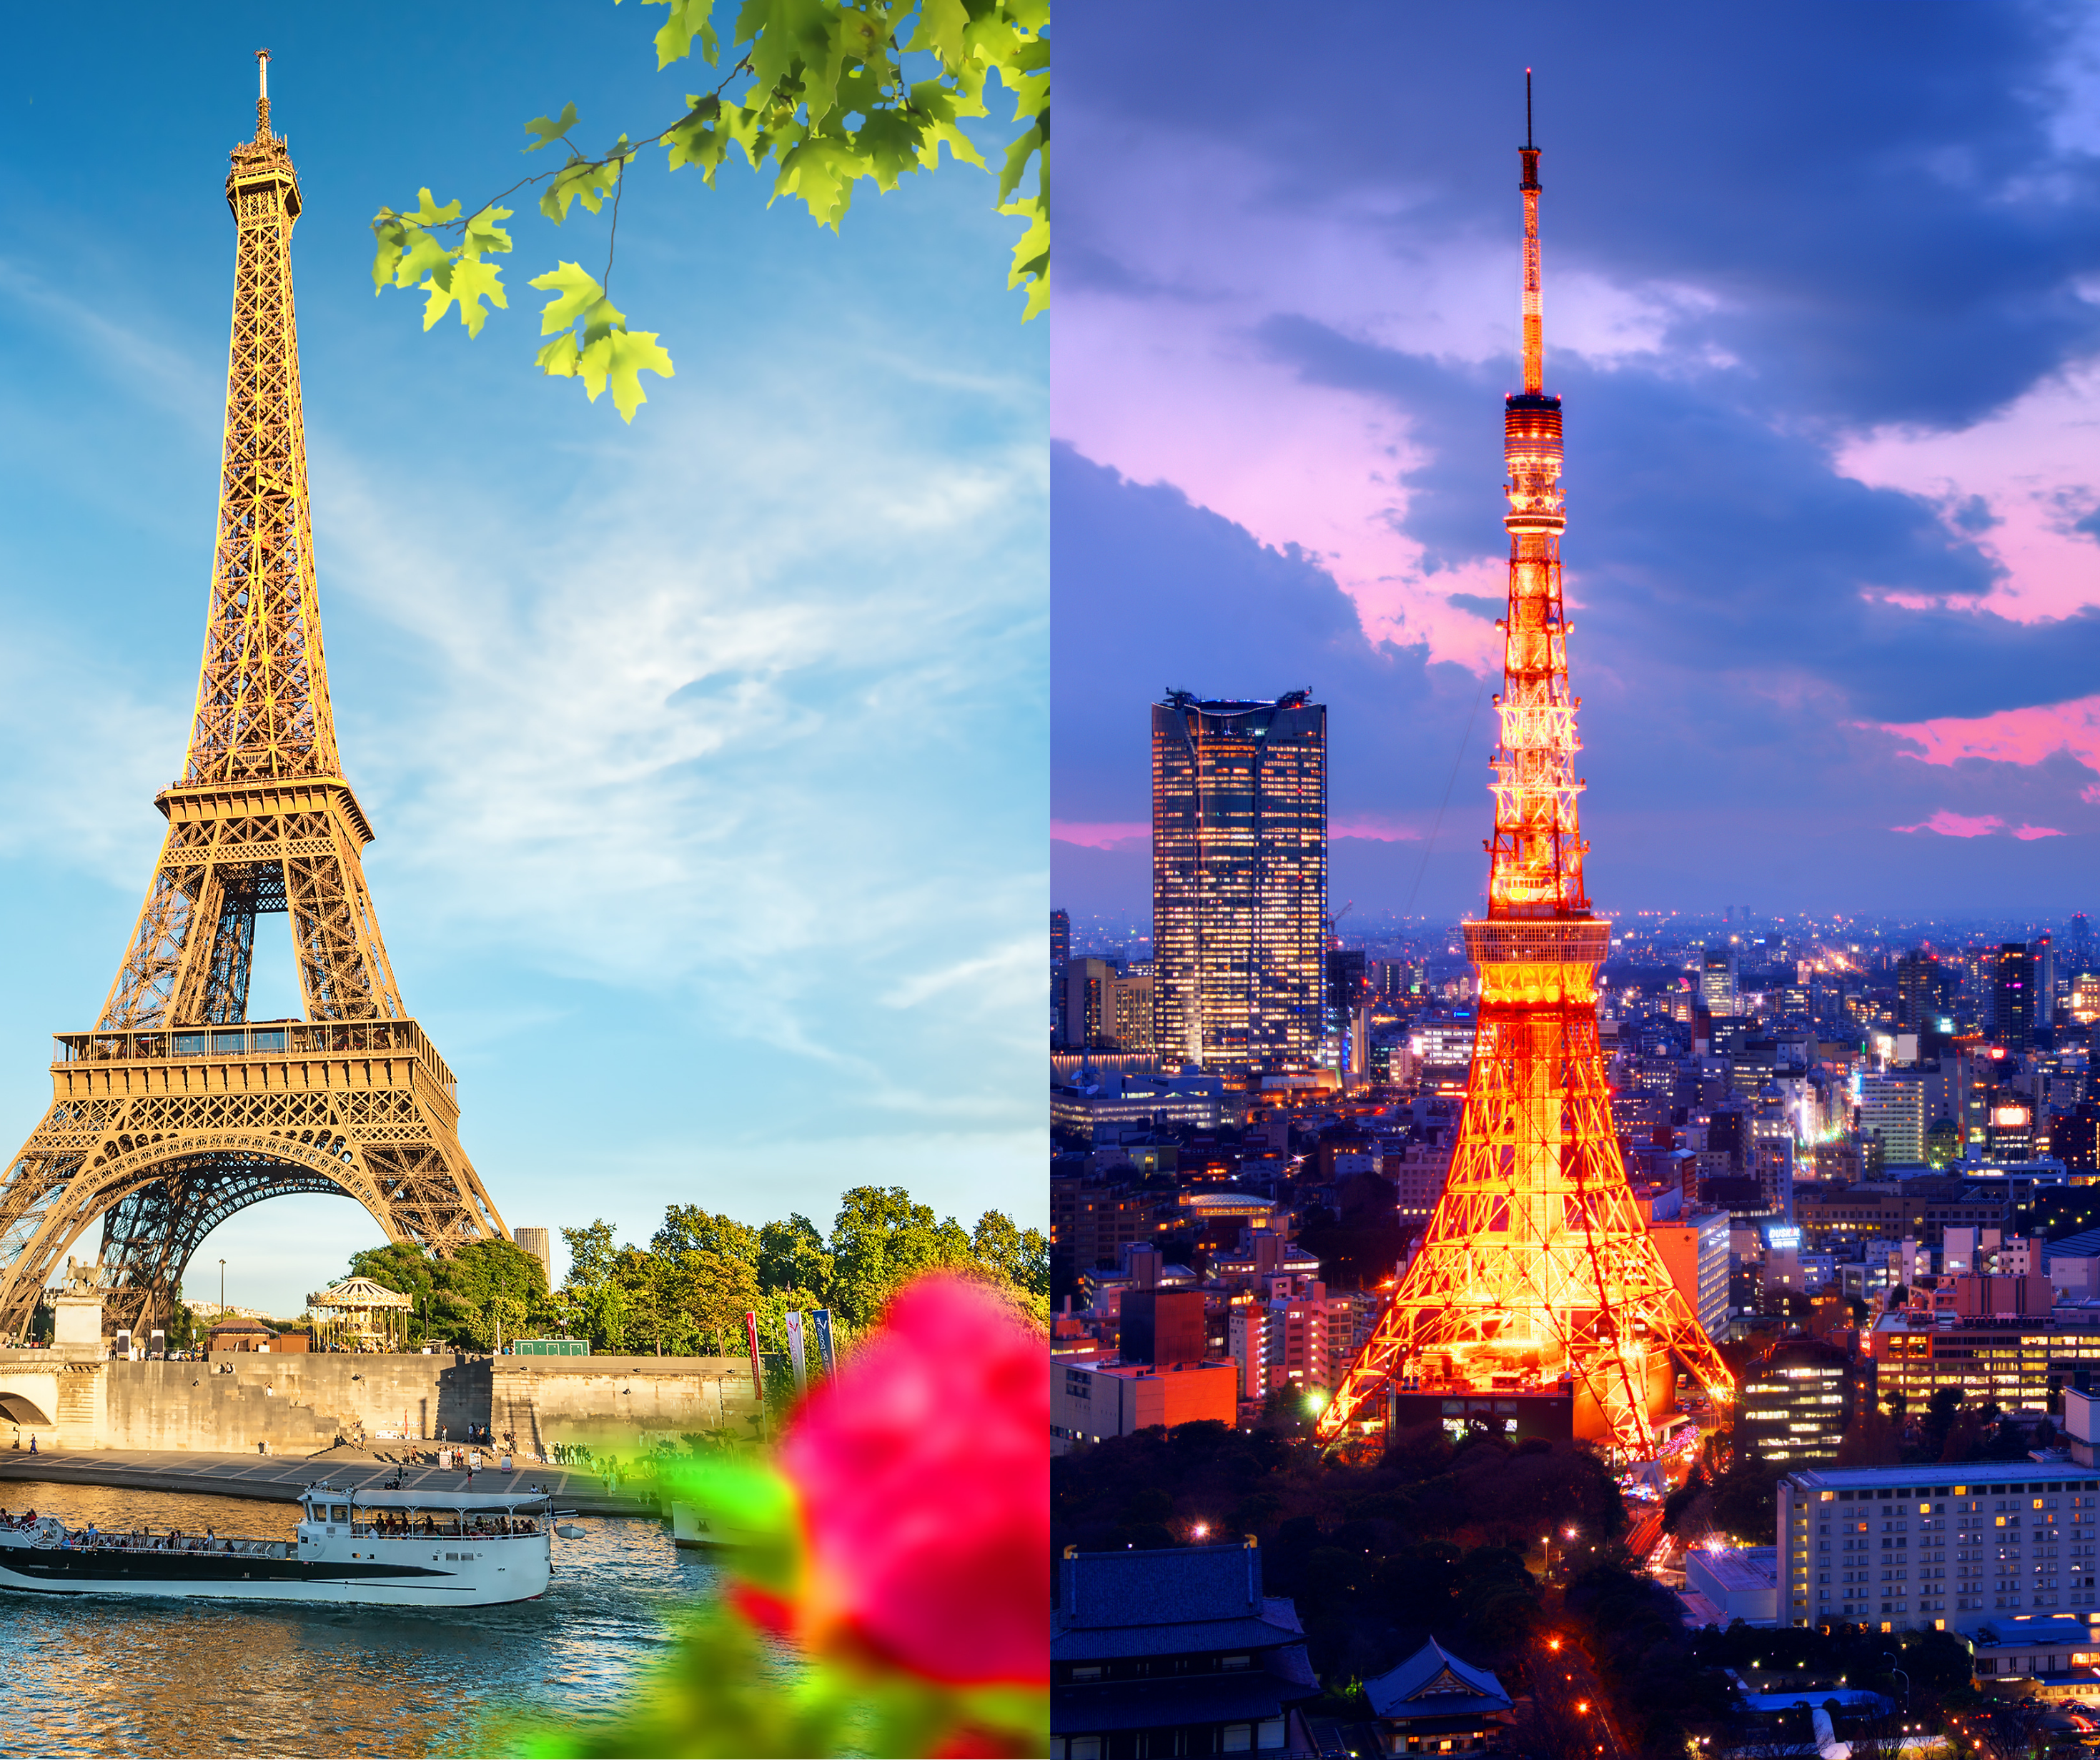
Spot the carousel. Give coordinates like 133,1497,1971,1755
305,1278,415,1352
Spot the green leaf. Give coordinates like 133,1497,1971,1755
906,0,970,73
661,95,728,177
406,187,463,227
996,114,1041,204
523,102,580,153
462,204,514,258
650,0,722,69
585,329,675,422
539,151,631,224
420,254,509,337
853,106,923,191
535,334,583,378
530,262,626,342
1003,189,1049,322
771,135,857,229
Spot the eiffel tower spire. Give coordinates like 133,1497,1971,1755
0,63,505,1342
99,66,396,1035
184,44,339,791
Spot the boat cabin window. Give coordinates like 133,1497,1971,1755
328,1504,349,1523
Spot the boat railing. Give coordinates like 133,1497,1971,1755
347,1519,539,1540
51,1531,293,1559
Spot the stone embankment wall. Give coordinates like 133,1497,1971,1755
0,1349,757,1453
490,1357,758,1456
101,1356,491,1452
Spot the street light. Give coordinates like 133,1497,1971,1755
219,1258,225,1324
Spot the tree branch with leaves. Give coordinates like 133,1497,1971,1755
370,0,1048,421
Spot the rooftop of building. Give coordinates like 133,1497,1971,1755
1069,1359,1240,1381
1687,1545,1778,1594
1969,1613,2094,1651
1782,1463,2100,1493
1870,1310,2100,1335
1053,1543,1308,1663
1363,1639,1511,1722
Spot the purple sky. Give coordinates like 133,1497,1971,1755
1052,2,2100,923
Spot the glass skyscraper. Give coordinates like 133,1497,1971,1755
1151,692,1327,1070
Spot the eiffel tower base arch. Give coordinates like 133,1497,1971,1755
0,1022,502,1341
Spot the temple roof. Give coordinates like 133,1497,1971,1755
1364,1639,1512,1721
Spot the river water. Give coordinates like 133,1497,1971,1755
0,1479,773,1756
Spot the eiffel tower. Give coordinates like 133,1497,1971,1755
0,55,506,1341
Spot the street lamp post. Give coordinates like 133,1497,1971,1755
219,1259,225,1327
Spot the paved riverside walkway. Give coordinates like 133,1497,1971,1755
0,1448,658,1517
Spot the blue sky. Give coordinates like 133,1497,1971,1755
1052,1,2100,925
0,9,1046,1316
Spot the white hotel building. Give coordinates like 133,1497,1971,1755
1777,1462,2100,1634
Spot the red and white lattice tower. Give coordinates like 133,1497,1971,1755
1316,81,1735,1458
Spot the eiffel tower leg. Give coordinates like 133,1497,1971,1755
284,827,402,1022
101,856,210,1030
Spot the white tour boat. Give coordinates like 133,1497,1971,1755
0,1483,567,1606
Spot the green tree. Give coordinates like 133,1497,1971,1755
971,1210,1049,1298
653,1205,761,1265
372,0,1049,419
826,1184,974,1327
347,1237,551,1348
562,1220,620,1286
757,1214,832,1298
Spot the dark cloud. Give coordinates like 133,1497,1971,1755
1051,442,1479,827
1061,0,2100,430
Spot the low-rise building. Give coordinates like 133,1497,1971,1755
1051,1542,1320,1760
1362,1638,1512,1754
1051,1359,1239,1455
1969,1613,2100,1688
1864,1313,2100,1413
1683,1545,1778,1625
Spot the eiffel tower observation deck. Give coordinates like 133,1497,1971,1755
0,54,507,1342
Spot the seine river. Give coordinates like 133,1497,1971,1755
0,1479,770,1756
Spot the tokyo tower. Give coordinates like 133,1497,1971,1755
1316,80,1734,1458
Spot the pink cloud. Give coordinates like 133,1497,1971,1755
1050,820,1149,850
1330,815,1423,842
1893,810,2005,837
1051,124,1693,672
1837,361,2100,626
1890,811,2069,840
1881,695,2100,769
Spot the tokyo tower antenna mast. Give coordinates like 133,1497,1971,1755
1317,78,1733,1458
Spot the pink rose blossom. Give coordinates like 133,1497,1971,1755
777,1276,1048,1686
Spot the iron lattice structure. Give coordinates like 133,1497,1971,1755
0,61,505,1341
1317,94,1733,1458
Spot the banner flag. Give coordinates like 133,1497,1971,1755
783,1311,808,1392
